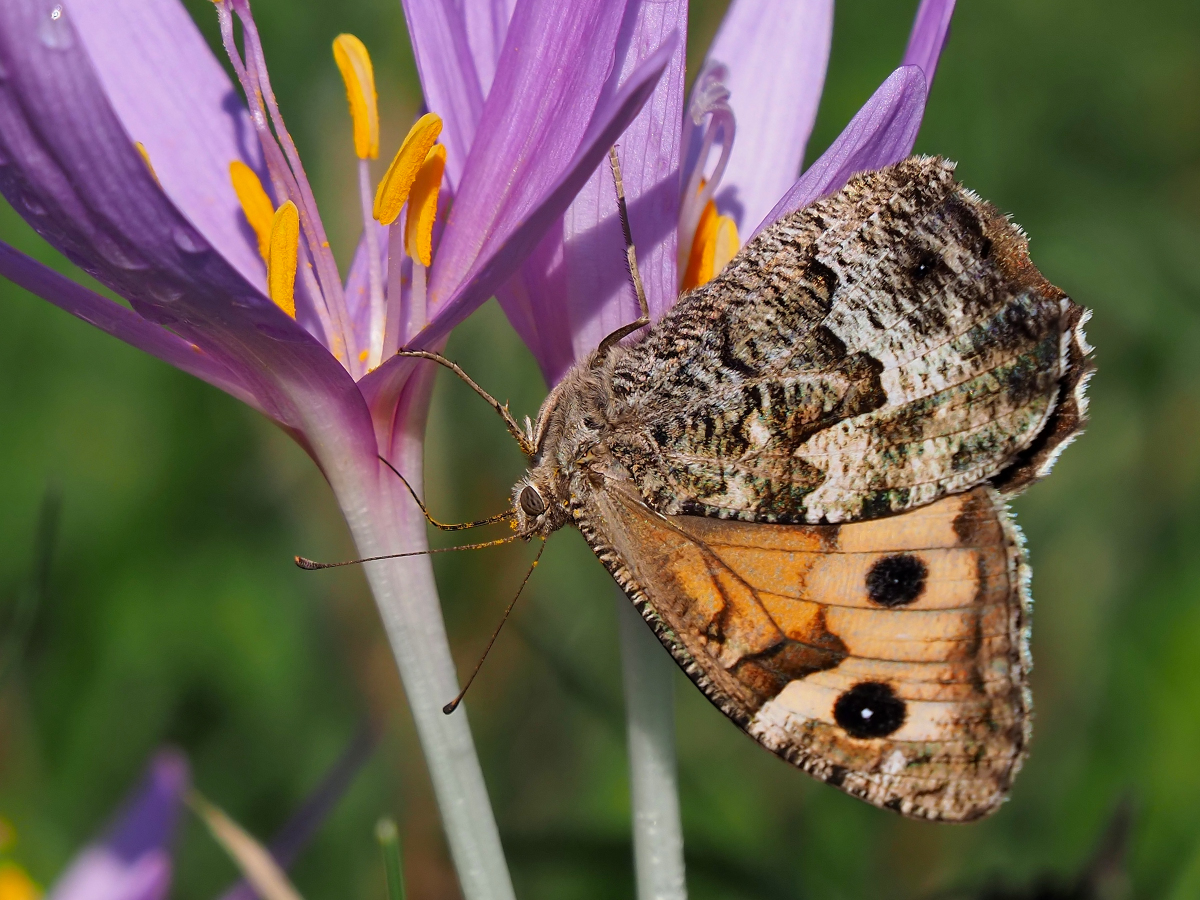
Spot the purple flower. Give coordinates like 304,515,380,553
46,752,188,900
499,0,957,386
0,1,674,896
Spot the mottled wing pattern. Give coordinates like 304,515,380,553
580,477,1029,821
608,156,1091,524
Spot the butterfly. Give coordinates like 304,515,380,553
408,155,1092,822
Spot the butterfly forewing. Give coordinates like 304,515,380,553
607,157,1090,525
581,481,1029,822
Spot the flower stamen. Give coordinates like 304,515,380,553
335,33,386,367
229,160,274,261
680,197,739,292
333,34,379,161
267,200,299,318
374,113,443,226
405,144,446,267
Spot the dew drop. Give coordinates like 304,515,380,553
20,193,46,216
172,227,210,256
147,282,185,304
37,5,74,50
92,232,148,271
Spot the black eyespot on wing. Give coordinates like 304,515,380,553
833,682,906,739
911,249,941,280
519,485,545,517
866,553,928,608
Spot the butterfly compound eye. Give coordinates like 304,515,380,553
519,485,546,517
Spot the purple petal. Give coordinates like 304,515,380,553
414,28,676,355
902,0,956,86
0,0,374,444
463,0,517,98
104,752,190,863
753,65,927,236
400,0,485,189
705,0,833,235
426,0,632,312
63,0,267,290
48,751,188,900
0,241,259,410
498,0,688,384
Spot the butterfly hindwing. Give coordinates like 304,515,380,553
580,479,1029,822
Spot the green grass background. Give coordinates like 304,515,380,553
2,0,1198,897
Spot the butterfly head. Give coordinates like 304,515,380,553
511,471,570,538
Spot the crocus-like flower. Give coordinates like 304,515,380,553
46,751,188,900
0,1,674,897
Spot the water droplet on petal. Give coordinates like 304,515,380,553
20,194,46,216
147,282,185,304
37,5,74,50
92,231,148,271
172,227,210,256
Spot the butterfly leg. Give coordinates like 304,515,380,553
597,145,650,356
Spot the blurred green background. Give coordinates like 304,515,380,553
2,0,1199,897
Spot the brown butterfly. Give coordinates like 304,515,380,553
404,155,1092,822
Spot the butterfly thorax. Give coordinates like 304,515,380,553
511,346,649,540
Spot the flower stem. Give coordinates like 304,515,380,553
317,375,515,900
616,591,688,900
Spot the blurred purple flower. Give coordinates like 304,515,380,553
47,752,188,900
0,1,673,896
500,0,957,385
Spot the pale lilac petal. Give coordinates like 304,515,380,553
427,0,631,310
498,0,688,384
63,0,267,290
400,0,485,188
0,241,259,410
410,32,676,350
705,0,833,234
0,0,374,444
463,0,516,98
903,0,956,86
344,222,390,359
48,751,188,900
754,65,927,235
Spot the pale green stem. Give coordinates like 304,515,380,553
305,378,515,900
616,591,688,900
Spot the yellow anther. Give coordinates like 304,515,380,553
681,199,718,292
373,113,442,225
405,144,446,266
135,142,160,186
333,34,379,160
359,349,370,363
230,161,275,261
0,863,40,900
266,200,299,318
681,199,740,292
712,215,739,276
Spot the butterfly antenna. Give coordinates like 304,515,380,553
597,145,651,357
442,538,546,715
378,455,513,531
295,533,521,570
394,350,535,457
